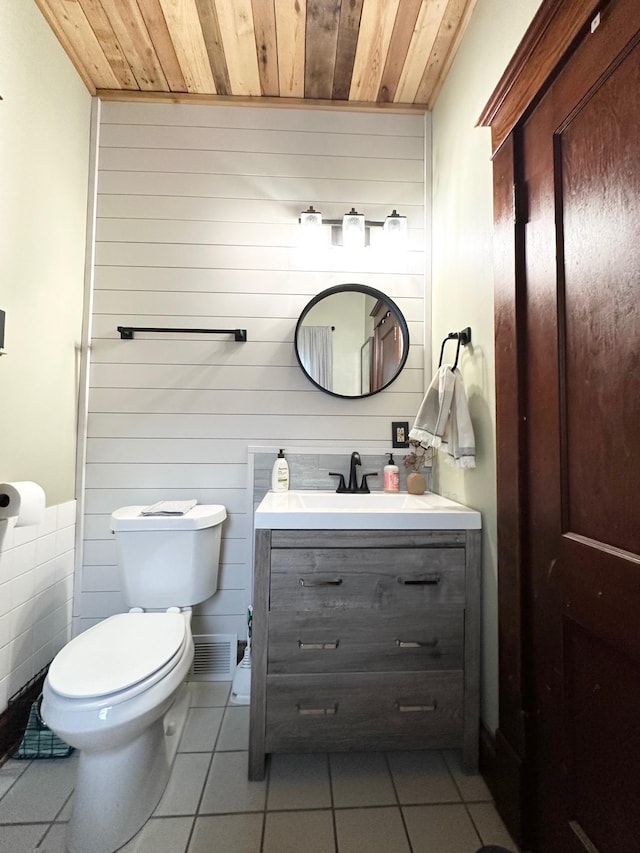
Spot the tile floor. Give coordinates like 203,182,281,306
0,682,519,853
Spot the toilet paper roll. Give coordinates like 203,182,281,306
0,481,46,527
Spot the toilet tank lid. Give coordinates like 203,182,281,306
111,504,226,531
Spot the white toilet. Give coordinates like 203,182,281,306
41,503,227,853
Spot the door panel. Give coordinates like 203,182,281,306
564,619,640,852
522,4,640,851
559,47,640,556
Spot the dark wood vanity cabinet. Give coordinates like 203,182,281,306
249,528,481,780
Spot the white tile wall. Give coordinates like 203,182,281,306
80,102,429,639
0,501,76,713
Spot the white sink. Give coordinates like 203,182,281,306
254,489,481,530
292,492,437,510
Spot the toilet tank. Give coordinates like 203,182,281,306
110,505,227,609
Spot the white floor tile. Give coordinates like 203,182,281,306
403,803,482,853
188,813,263,853
0,823,48,853
37,822,67,853
0,756,77,822
119,816,194,853
54,795,72,822
262,809,336,853
216,706,250,751
335,806,411,853
178,706,223,752
267,753,332,811
189,681,230,707
263,810,336,853
0,759,30,800
330,752,396,808
443,749,493,802
199,751,267,814
154,753,211,816
388,750,461,805
467,802,520,851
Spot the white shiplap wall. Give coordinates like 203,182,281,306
80,102,428,640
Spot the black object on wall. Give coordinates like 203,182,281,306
117,325,247,342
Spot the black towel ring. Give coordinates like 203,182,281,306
438,327,472,371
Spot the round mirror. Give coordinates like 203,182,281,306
295,284,410,398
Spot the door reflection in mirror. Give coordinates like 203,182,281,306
295,284,409,398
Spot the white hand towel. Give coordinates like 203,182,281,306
141,499,198,516
409,366,456,449
441,369,476,468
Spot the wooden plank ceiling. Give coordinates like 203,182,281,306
35,0,477,111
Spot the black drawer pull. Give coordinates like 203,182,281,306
296,704,338,716
395,638,439,648
298,640,339,650
395,701,438,713
299,577,343,587
397,574,441,586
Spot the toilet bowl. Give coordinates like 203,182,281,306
40,503,226,853
43,611,192,749
42,610,195,853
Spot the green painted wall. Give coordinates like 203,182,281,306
0,1,92,506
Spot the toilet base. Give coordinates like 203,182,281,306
66,683,190,853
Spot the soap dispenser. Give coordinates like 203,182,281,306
383,453,399,492
271,449,290,492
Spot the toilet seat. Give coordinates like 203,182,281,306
48,612,187,699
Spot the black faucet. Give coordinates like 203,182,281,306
347,450,361,490
329,451,378,494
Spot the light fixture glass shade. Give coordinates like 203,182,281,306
383,210,408,247
342,207,365,249
299,205,323,247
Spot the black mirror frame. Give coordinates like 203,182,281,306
294,283,410,399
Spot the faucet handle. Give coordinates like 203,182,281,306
358,473,379,493
328,472,347,493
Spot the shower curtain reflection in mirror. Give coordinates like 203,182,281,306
297,325,333,392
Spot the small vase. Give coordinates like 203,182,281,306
406,471,426,495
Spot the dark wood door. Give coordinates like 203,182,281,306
521,5,640,850
371,300,403,392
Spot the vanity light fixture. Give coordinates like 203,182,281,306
299,205,324,247
383,209,408,247
342,208,366,249
298,206,408,248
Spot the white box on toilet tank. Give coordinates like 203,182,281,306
111,505,226,609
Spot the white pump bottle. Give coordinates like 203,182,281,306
271,449,290,492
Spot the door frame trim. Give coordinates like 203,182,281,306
478,0,607,154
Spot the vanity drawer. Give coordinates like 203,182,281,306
267,609,464,674
269,547,465,611
265,670,464,753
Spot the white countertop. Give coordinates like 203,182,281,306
254,490,481,530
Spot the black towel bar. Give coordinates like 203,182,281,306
117,326,247,342
438,327,471,371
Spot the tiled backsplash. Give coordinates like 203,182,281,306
252,451,432,506
0,501,76,714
